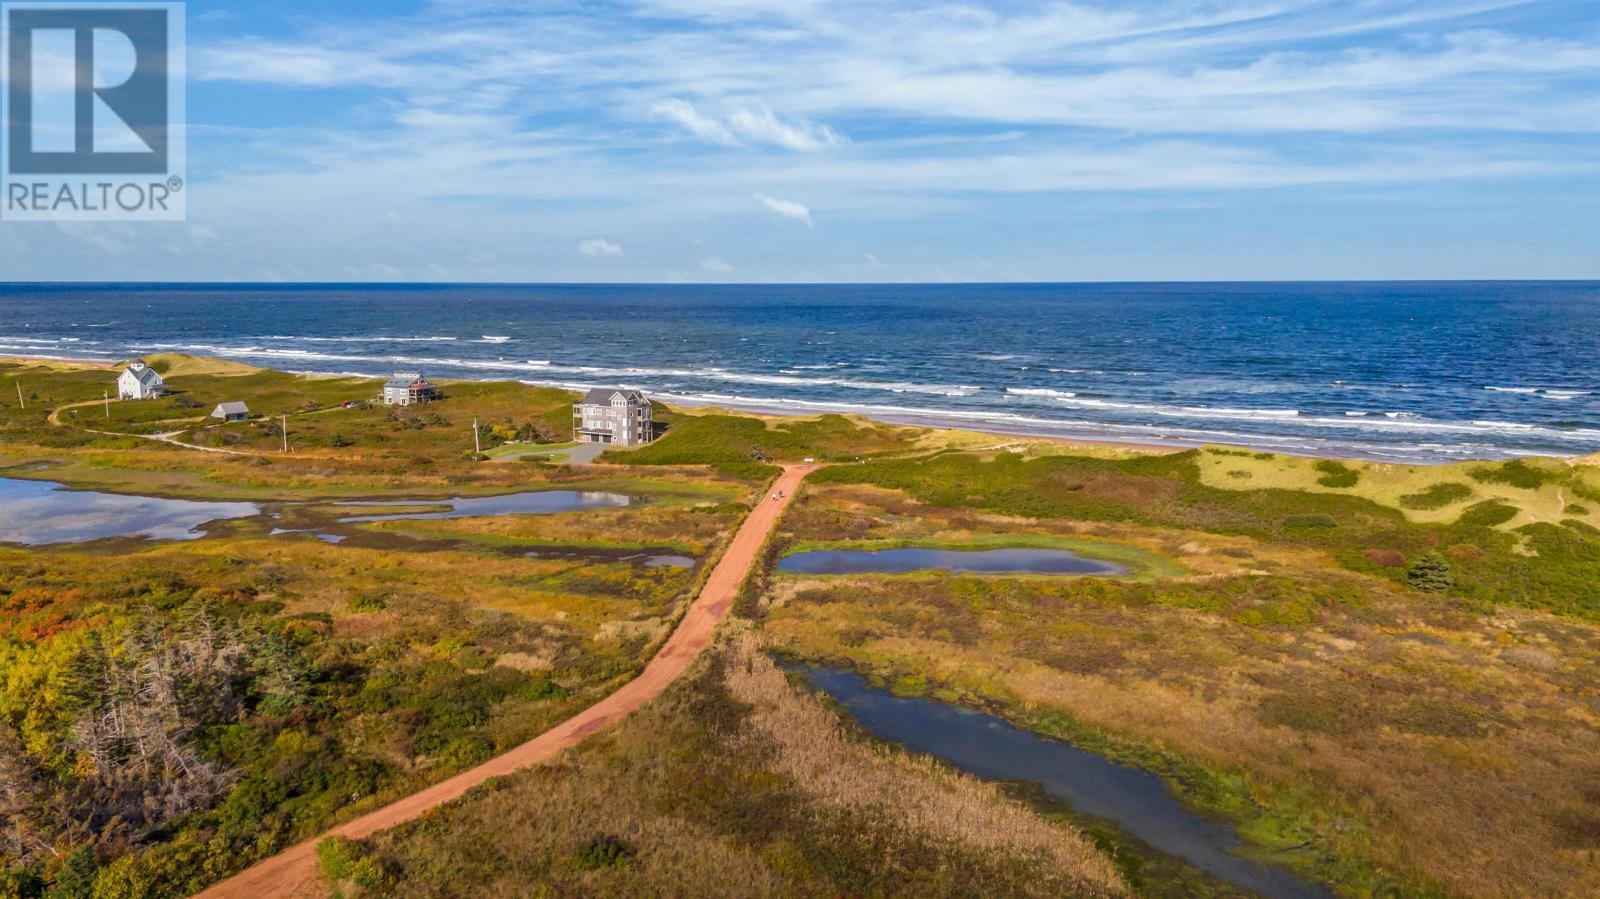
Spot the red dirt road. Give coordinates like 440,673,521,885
194,466,815,898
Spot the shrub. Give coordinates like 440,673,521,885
1469,459,1554,489
1407,553,1454,593
1364,548,1405,568
1399,482,1473,510
571,834,635,870
1285,514,1337,529
1566,504,1590,516
316,836,385,892
1314,460,1359,488
1457,501,1517,529
329,433,354,448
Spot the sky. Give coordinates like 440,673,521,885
1,0,1597,282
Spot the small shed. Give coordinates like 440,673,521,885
211,401,250,422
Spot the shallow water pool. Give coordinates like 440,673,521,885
778,546,1125,575
799,664,1332,899
0,477,259,545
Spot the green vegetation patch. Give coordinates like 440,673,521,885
1398,482,1473,510
814,449,1600,620
614,412,919,465
1468,459,1557,489
1313,460,1360,488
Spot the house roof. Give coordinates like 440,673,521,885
580,388,646,405
385,373,429,389
212,401,249,417
123,364,163,386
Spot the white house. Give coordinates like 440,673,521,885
117,361,167,400
383,372,439,406
211,401,250,422
573,388,654,446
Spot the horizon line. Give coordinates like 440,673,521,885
1,278,1597,289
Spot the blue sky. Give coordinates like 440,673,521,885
4,0,1598,281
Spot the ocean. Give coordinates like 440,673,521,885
2,282,1597,462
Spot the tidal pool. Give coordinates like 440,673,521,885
778,546,1125,575
334,490,636,523
643,554,696,569
0,477,260,546
799,665,1332,899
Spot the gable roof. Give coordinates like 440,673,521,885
123,364,164,386
212,401,249,417
385,373,429,389
580,388,646,405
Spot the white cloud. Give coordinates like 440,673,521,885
17,0,1591,280
726,107,843,151
651,99,739,146
578,238,624,257
653,99,842,151
700,256,733,272
755,193,813,227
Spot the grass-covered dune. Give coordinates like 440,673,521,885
810,447,1600,619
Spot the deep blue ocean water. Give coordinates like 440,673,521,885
2,282,1597,460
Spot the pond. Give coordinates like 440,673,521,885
333,490,635,523
778,546,1125,575
798,665,1333,899
0,477,260,546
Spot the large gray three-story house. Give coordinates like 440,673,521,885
573,388,653,446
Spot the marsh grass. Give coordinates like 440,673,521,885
353,635,1126,898
762,481,1600,898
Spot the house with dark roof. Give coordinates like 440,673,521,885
573,388,653,446
382,372,439,406
116,360,168,400
211,401,250,422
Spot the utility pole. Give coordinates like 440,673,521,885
281,414,288,454
104,390,110,418
473,417,481,456
15,382,23,410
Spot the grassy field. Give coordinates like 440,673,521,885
6,353,1599,898
760,465,1600,898
334,634,1127,899
0,359,768,897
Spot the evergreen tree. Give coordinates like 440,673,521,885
1407,552,1454,593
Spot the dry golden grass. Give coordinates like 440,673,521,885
724,633,1126,896
356,634,1127,899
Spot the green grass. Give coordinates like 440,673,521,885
1469,458,1558,489
1398,482,1474,510
611,412,922,465
812,450,1600,619
1313,460,1360,488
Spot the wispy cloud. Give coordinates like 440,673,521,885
755,193,813,226
578,238,624,257
652,99,842,151
13,0,1592,281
